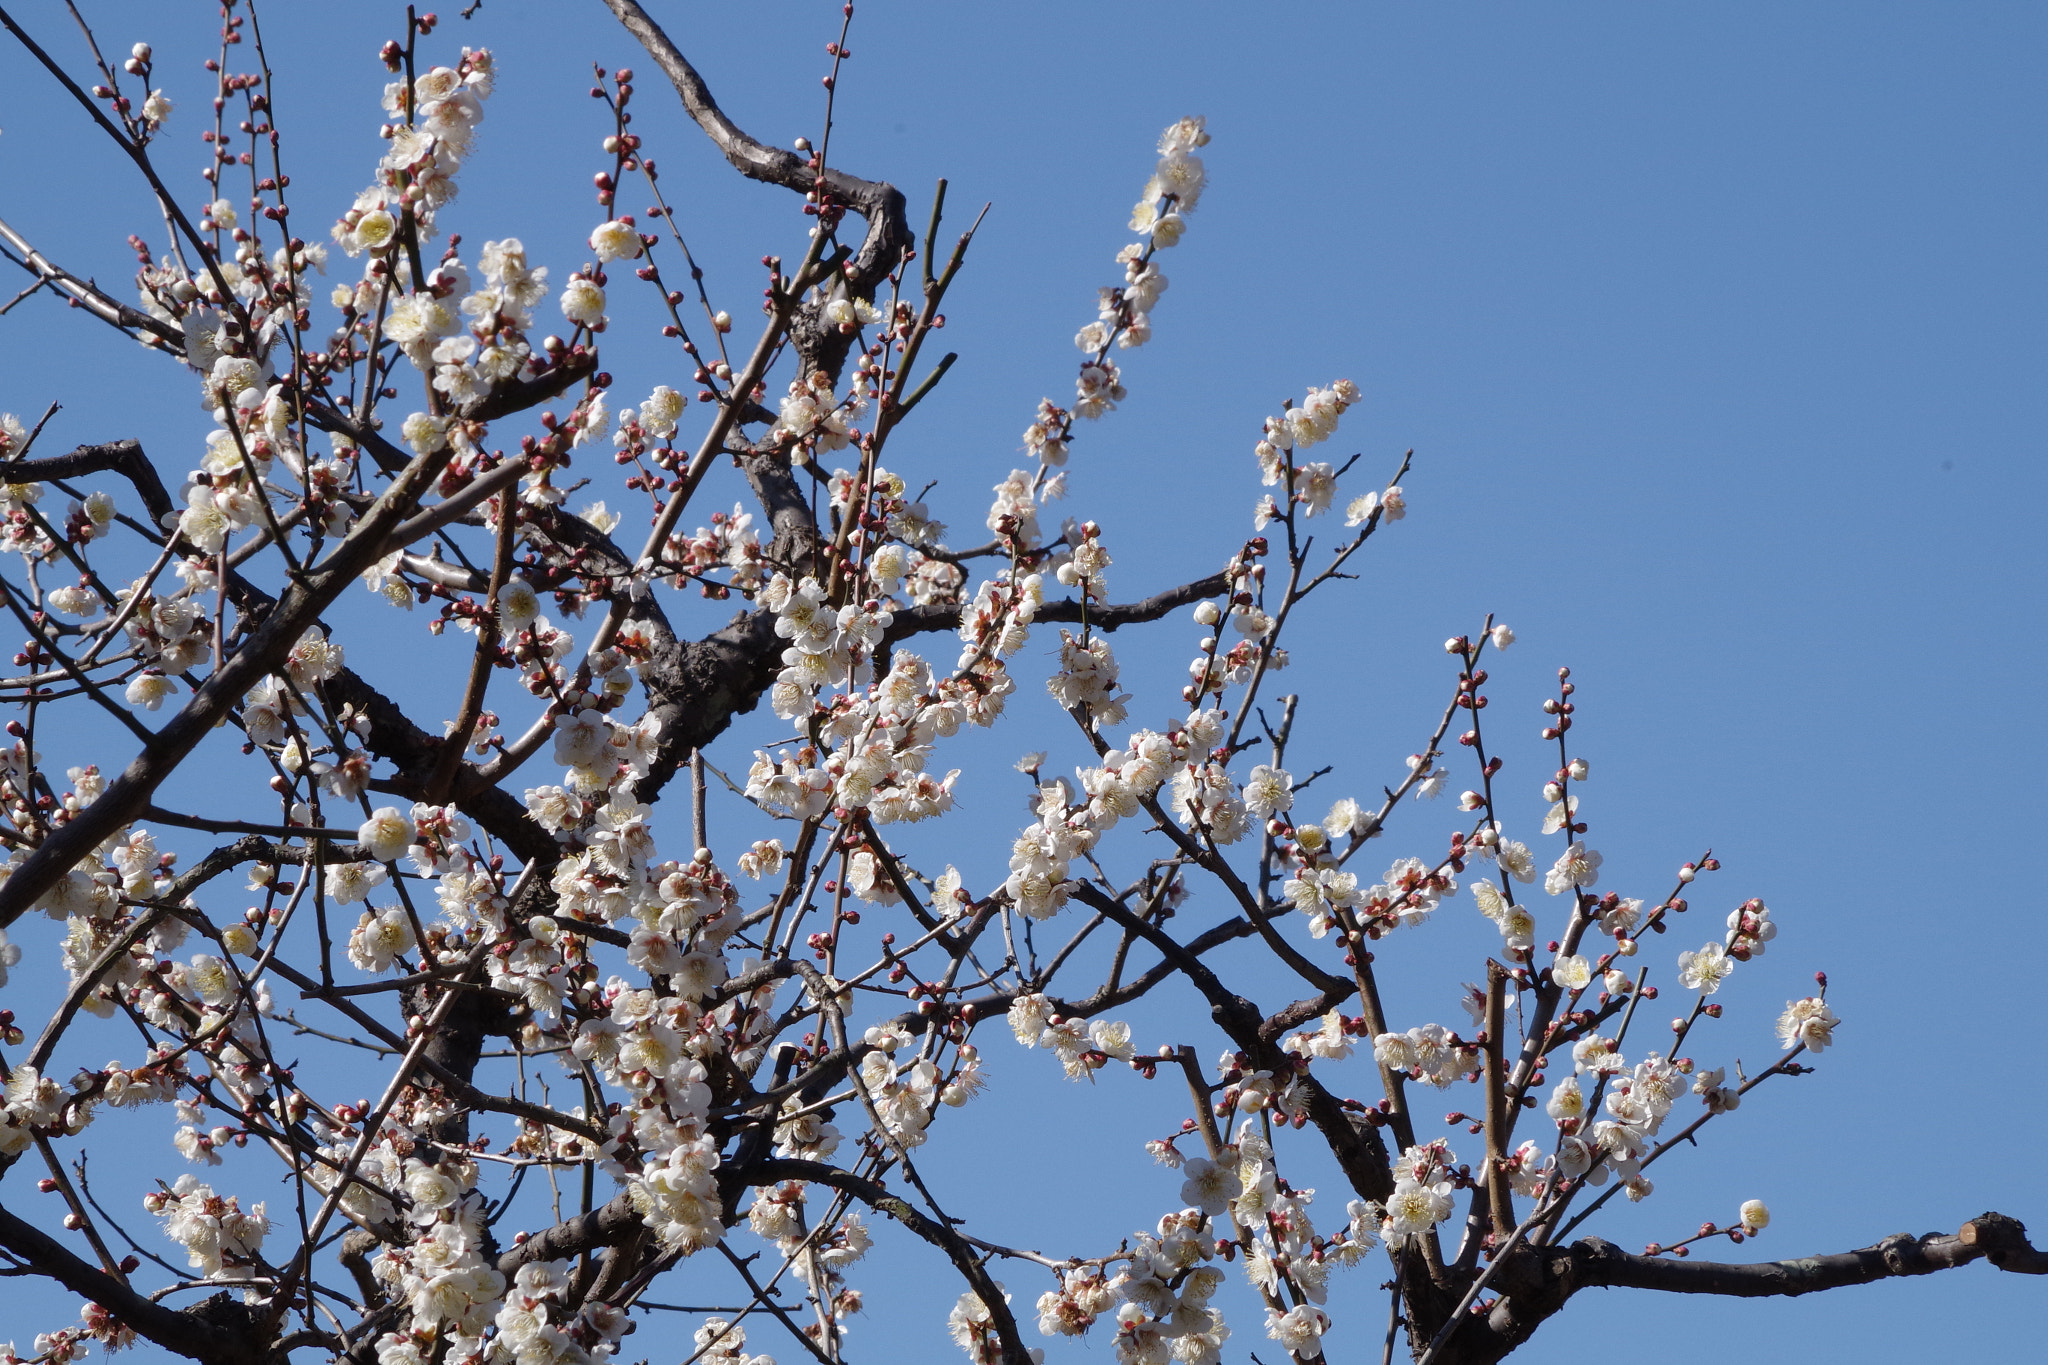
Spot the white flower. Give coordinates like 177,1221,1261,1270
47,585,100,617
1776,996,1838,1052
126,673,178,710
347,906,416,973
185,954,237,1008
589,219,643,262
1495,838,1535,884
497,578,540,628
1088,1018,1135,1062
1471,879,1507,922
1677,942,1735,994
552,708,610,769
525,784,582,834
1241,763,1292,817
561,275,606,327
1546,1075,1587,1124
285,626,344,686
1266,1304,1329,1357
400,411,448,455
1552,953,1593,991
1544,841,1602,896
1007,994,1051,1047
357,807,414,863
634,385,686,442
355,202,406,252
1178,1157,1239,1215
1572,1035,1624,1075
1384,1177,1453,1238
177,491,231,554
324,860,387,905
1740,1199,1771,1232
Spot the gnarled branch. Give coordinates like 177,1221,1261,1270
0,1203,265,1365
1567,1212,2048,1297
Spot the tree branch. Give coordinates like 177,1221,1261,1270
601,0,911,302
0,1203,264,1365
756,1158,1035,1365
1443,1212,2048,1365
0,438,175,528
883,569,1230,649
1568,1213,2048,1297
0,434,457,928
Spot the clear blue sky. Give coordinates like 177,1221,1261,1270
0,2,2041,1362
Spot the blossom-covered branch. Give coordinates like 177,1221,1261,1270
0,6,2027,1365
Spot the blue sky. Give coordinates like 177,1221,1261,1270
0,2,2042,1362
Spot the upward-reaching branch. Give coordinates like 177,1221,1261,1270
602,0,910,297
603,0,910,379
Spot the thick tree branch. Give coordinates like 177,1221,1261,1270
1435,1213,2048,1365
0,1203,264,1365
736,444,824,569
497,1192,640,1279
321,661,557,866
1567,1213,2048,1297
0,438,175,528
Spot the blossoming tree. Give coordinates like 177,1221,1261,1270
0,3,2037,1364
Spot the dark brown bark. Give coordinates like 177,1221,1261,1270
1421,1213,2048,1365
0,1202,269,1365
0,439,175,527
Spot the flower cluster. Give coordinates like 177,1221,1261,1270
772,367,869,455
1374,1024,1480,1090
334,51,496,255
1019,118,1210,487
145,1175,268,1279
1007,995,1139,1080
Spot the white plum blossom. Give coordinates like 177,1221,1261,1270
1552,953,1593,991
1777,996,1839,1052
561,274,606,327
589,218,643,262
358,807,414,863
1678,942,1736,995
1242,764,1292,816
1545,841,1602,895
